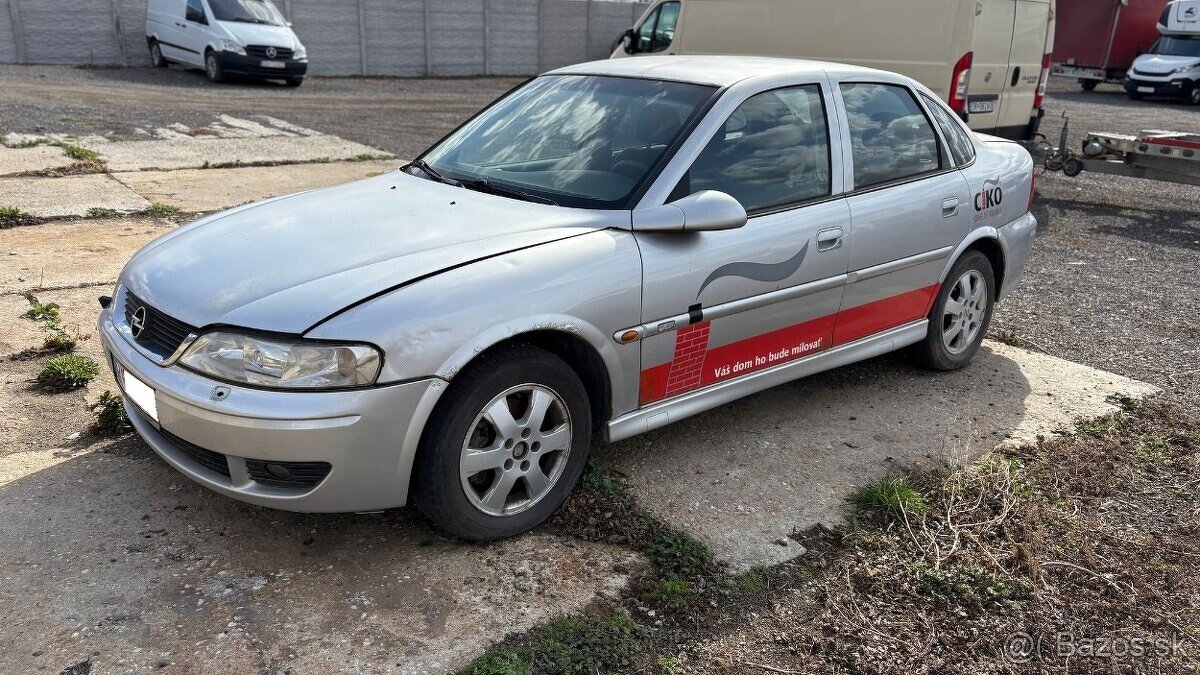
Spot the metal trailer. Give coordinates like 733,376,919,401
1050,0,1168,89
1034,115,1200,186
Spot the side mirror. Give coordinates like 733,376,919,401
622,29,636,54
632,191,748,233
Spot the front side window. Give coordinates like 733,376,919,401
635,2,680,54
420,75,716,209
185,0,207,23
208,0,286,26
921,93,975,166
680,85,831,213
841,83,941,189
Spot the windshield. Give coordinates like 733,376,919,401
1152,36,1200,58
419,75,717,209
209,0,286,25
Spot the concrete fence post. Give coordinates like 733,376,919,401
281,0,292,21
536,0,544,73
584,0,591,63
110,0,127,66
8,0,24,64
356,0,367,75
423,0,432,76
482,0,490,76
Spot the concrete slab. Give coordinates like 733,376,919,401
0,443,638,675
0,217,168,293
601,343,1158,571
0,174,151,217
113,160,398,212
91,136,392,172
0,145,72,176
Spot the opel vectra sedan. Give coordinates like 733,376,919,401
99,56,1036,539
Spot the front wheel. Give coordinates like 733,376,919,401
1127,91,1144,101
1079,79,1098,91
149,40,167,68
285,77,304,88
908,251,995,371
1189,85,1200,106
204,51,224,83
413,344,592,540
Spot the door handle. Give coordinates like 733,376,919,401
1011,66,1021,87
816,227,844,252
942,197,960,218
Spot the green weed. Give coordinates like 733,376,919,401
88,391,130,434
852,474,929,520
37,354,100,391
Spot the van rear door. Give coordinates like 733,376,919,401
970,0,1050,139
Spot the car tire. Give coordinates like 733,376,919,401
908,250,995,371
412,344,592,541
149,40,167,68
204,50,224,83
1127,91,1144,101
1189,84,1200,106
285,77,304,88
1079,79,1098,91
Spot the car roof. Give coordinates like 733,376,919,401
547,55,893,87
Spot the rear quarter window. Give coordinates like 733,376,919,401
920,93,976,166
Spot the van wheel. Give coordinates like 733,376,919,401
204,51,224,83
1127,91,1144,101
149,40,167,68
908,251,995,371
413,344,592,541
1189,85,1200,106
1079,79,1098,91
285,77,304,88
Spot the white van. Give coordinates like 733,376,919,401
1125,0,1200,103
146,0,308,86
611,0,1055,141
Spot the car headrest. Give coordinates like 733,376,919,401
635,102,684,147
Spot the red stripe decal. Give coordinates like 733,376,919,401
832,284,939,346
638,284,939,405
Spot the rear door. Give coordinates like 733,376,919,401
994,1,1051,135
834,81,973,345
967,0,1017,133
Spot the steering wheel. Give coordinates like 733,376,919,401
612,157,651,178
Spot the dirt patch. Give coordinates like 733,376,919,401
0,217,169,294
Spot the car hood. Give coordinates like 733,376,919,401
1132,54,1200,73
121,171,625,334
218,21,300,49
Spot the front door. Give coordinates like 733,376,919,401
636,83,850,405
833,81,973,344
178,0,210,67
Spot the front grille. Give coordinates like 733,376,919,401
123,290,198,360
160,428,232,478
246,460,332,489
1132,68,1168,78
246,45,294,60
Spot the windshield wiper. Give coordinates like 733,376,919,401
458,177,558,206
404,159,462,187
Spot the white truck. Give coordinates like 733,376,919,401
1124,0,1200,103
610,0,1056,141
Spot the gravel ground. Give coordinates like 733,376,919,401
2,67,1195,412
991,78,1200,414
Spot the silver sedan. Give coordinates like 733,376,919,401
98,55,1036,539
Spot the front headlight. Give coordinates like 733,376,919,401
179,331,381,389
1173,65,1196,74
294,44,307,60
221,39,247,55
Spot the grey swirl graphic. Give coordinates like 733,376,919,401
697,241,809,297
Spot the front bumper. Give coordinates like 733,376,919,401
1124,76,1195,98
214,51,308,79
98,306,443,512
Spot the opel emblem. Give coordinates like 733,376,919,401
130,306,148,339
265,46,278,59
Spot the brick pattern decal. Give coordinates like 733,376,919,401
663,322,711,397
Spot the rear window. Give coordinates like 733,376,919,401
840,83,941,189
921,94,975,166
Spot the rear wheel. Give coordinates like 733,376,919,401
413,344,592,540
149,40,167,68
204,50,224,83
909,251,995,371
1079,79,1098,91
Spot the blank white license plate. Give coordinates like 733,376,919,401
968,100,995,114
1137,86,1155,93
122,368,158,422
261,60,286,68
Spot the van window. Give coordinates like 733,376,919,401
209,0,287,27
680,85,831,213
841,83,941,189
635,1,680,54
920,94,975,166
185,0,207,24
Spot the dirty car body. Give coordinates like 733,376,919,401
98,56,1037,539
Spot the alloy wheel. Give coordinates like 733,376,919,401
459,384,572,517
206,55,217,80
941,270,987,355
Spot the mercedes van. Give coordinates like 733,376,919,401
1125,0,1200,103
146,0,308,86
610,0,1055,141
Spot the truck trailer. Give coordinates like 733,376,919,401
1051,0,1168,90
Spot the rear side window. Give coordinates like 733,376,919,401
840,83,941,189
921,94,976,166
681,85,831,212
